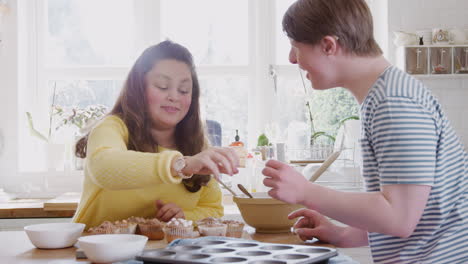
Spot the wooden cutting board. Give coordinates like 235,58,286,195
43,192,80,211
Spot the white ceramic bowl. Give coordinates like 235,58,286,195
24,222,85,249
78,234,148,263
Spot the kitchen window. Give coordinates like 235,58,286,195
9,0,371,197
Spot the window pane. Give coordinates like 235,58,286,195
275,71,360,148
309,88,360,137
200,77,249,146
19,80,122,172
274,74,310,143
46,0,135,66
275,0,296,64
161,0,249,65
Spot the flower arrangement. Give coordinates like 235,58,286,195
55,104,107,132
26,83,108,141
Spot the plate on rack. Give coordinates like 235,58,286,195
289,160,324,166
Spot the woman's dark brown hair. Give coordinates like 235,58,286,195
76,40,210,192
282,0,382,56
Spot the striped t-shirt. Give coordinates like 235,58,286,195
360,66,468,264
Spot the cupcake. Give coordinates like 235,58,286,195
113,219,137,234
127,216,146,224
198,223,228,237
137,218,165,240
88,221,118,235
163,218,194,243
196,217,221,227
222,220,245,238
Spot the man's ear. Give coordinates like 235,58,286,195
321,36,338,56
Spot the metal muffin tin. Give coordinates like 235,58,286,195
136,239,337,264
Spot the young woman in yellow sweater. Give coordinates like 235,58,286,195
73,40,239,229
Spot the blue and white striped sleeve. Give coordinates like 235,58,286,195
370,97,437,186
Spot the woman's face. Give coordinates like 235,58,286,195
145,59,193,130
288,40,338,90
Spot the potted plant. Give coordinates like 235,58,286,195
256,133,272,160
26,101,108,171
54,104,108,170
25,83,67,171
309,115,359,160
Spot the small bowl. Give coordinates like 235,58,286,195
233,192,303,233
24,222,85,249
78,234,148,263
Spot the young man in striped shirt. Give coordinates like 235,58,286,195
262,0,467,263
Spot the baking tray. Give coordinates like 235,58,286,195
136,239,337,264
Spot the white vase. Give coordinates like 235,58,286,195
47,143,65,171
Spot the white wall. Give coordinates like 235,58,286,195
387,0,468,148
0,0,19,188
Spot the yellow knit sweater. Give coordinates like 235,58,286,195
72,115,223,228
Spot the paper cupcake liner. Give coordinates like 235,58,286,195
115,223,137,234
89,226,118,235
163,225,194,243
138,224,165,240
198,224,227,237
225,223,245,238
196,217,221,226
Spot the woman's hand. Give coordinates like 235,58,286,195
155,200,185,222
183,147,239,180
262,159,309,205
289,208,345,246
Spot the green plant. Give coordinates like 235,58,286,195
257,133,270,147
311,131,336,144
26,112,50,142
299,68,360,146
25,83,58,142
337,115,360,126
310,115,360,145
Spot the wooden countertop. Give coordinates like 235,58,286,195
0,229,332,263
0,199,76,218
0,192,80,219
0,193,239,219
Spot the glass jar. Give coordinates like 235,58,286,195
454,47,468,74
405,47,428,74
430,47,452,74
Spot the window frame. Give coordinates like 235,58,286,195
14,0,288,197
13,0,383,197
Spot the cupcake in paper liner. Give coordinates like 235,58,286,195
138,218,165,240
196,217,221,227
127,216,146,224
114,220,137,234
198,223,228,237
88,226,116,235
163,218,194,243
87,221,118,235
222,220,245,238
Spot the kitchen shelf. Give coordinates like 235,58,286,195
397,45,468,77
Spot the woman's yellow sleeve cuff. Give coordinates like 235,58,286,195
156,150,184,184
